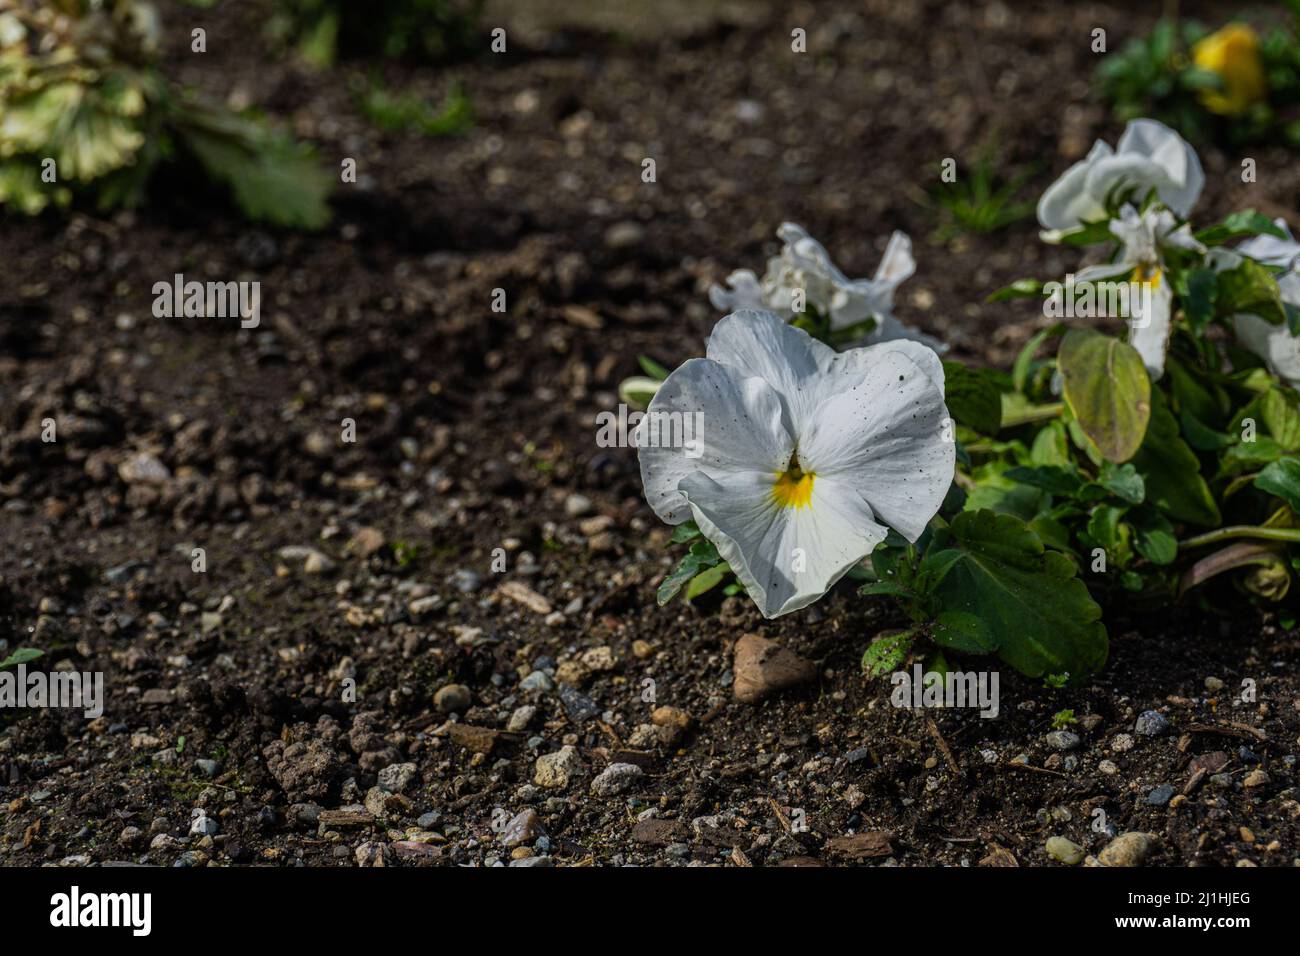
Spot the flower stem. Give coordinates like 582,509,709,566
1178,525,1300,550
999,402,1063,429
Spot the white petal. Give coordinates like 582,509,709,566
1234,312,1300,388
1127,278,1172,381
1206,247,1244,273
796,349,953,541
1237,219,1300,270
873,231,916,288
708,269,766,312
1073,261,1136,284
777,222,855,287
706,309,947,435
1037,140,1112,233
679,470,887,618
1280,272,1300,309
1115,118,1203,216
636,356,792,524
859,312,949,354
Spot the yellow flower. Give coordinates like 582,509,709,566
1192,23,1267,116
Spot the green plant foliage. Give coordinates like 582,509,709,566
952,214,1300,622
354,77,474,137
1057,329,1151,463
0,1,331,226
1097,14,1300,147
0,647,43,669
862,510,1108,681
925,146,1036,240
268,0,483,67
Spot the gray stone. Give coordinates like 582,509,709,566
434,683,471,713
1145,784,1175,806
1045,731,1081,751
590,762,644,797
534,745,584,789
1134,710,1169,737
499,809,544,847
377,762,418,794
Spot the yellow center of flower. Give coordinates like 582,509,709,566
1132,263,1162,289
772,461,815,510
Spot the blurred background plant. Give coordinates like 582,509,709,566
0,0,332,226
1097,2,1300,147
352,75,474,137
917,143,1036,241
266,0,483,68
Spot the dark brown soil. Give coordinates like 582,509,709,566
0,0,1297,868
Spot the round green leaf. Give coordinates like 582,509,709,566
1058,329,1151,463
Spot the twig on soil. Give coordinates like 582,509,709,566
998,761,1065,778
1187,722,1268,743
925,717,960,774
768,797,792,834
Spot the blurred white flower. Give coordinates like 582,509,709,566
1037,119,1204,241
1231,218,1300,388
709,223,944,351
638,309,953,618
1237,218,1300,270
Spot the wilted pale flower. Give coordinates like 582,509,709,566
709,223,944,351
638,309,953,618
1037,119,1203,241
1231,218,1300,388
1192,23,1267,117
1069,204,1204,380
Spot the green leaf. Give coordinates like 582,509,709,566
1057,329,1151,463
1086,505,1133,567
963,459,1049,521
1130,395,1221,526
1012,325,1061,394
1261,388,1300,450
1057,219,1117,246
172,100,332,229
919,510,1108,679
1255,457,1300,511
669,521,701,544
1097,462,1145,504
932,610,998,654
1030,420,1070,466
988,278,1043,303
1004,465,1083,496
689,539,720,562
1180,411,1234,451
657,547,719,606
942,361,1002,434
1131,509,1177,565
684,564,728,601
638,355,671,381
1216,257,1286,326
618,376,661,410
1180,267,1218,334
861,630,916,677
0,647,43,669
1194,210,1288,246
858,580,919,601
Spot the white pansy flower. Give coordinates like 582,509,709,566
709,223,945,351
1237,218,1300,270
1231,218,1300,388
1037,119,1204,242
1070,204,1204,381
638,309,953,618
